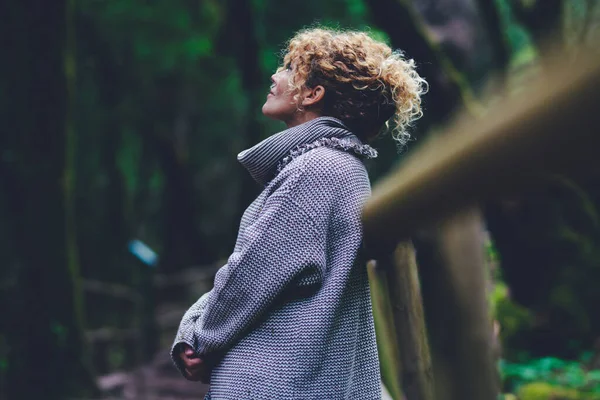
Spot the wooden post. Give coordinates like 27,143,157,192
372,242,434,400
414,207,498,400
368,261,404,400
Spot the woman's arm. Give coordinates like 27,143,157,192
192,188,327,358
171,291,211,376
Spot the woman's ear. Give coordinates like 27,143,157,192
301,85,325,108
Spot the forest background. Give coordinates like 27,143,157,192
1,0,599,399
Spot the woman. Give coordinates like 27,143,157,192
172,27,426,399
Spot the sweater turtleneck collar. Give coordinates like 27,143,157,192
237,117,377,186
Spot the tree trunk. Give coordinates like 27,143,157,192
0,0,96,398
156,128,208,271
474,0,511,74
365,0,481,124
219,0,265,220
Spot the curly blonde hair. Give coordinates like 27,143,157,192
279,27,427,146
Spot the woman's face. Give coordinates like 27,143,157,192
262,67,300,125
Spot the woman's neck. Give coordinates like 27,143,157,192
285,110,322,129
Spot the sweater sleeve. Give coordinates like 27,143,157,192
190,187,327,360
170,291,211,374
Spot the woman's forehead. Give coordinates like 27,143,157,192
283,53,302,67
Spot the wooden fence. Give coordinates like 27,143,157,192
363,53,600,400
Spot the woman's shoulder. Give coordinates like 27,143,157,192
287,145,369,183
265,139,374,203
277,147,373,207
283,138,374,175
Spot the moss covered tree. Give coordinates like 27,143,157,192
0,0,96,397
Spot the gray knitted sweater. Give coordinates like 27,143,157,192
172,117,381,399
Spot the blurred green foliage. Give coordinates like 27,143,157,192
501,356,600,394
499,356,600,400
491,281,534,344
518,382,600,400
487,234,533,348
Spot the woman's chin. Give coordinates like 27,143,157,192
262,106,280,121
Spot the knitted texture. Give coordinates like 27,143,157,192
237,117,355,186
172,117,381,399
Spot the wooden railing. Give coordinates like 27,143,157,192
363,54,600,400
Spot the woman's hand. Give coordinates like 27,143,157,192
178,343,211,383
